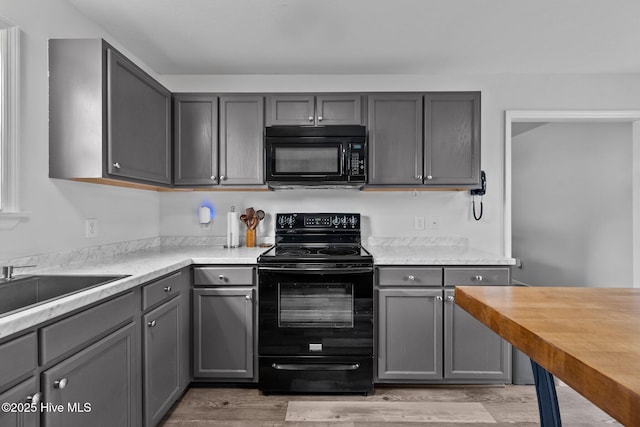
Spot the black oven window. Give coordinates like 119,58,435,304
278,282,354,328
274,147,340,173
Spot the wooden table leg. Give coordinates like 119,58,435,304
531,359,562,426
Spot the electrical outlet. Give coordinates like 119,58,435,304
85,218,98,238
429,215,440,230
414,216,425,230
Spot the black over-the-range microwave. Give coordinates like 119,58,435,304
264,125,367,189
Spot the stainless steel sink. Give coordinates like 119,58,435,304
0,275,128,317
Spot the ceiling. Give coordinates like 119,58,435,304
63,0,640,75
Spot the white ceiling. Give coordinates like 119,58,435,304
63,0,640,75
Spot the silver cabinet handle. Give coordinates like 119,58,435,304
427,175,433,180
407,275,415,281
245,294,252,301
219,175,226,181
26,392,42,405
447,295,455,303
113,162,121,169
164,286,172,292
416,175,423,180
308,116,314,122
218,274,226,281
318,116,323,121
473,275,483,282
54,378,68,389
435,296,443,301
210,176,217,182
148,320,156,328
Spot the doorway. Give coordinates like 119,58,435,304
505,111,640,288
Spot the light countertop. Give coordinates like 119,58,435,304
0,241,514,340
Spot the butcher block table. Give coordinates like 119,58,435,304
455,286,640,427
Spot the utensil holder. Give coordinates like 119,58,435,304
246,229,256,247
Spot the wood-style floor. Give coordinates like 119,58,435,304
160,382,620,426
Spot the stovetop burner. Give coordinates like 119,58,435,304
317,247,360,256
258,213,373,265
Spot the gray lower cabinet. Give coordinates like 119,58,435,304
266,94,362,126
376,266,510,383
49,38,171,186
367,92,481,187
143,297,181,427
141,269,191,427
377,288,443,380
41,323,138,427
444,289,510,381
0,377,39,427
193,287,254,379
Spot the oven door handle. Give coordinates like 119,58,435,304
259,266,372,274
271,362,360,371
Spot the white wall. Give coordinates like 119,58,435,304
512,122,633,287
4,0,640,262
0,0,162,262
159,74,640,254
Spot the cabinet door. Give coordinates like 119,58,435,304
315,95,362,125
173,95,219,185
193,288,254,379
219,96,265,185
444,289,510,381
424,92,480,186
266,95,315,125
107,48,171,184
367,94,423,185
143,297,180,427
0,377,39,427
377,288,443,381
41,323,138,427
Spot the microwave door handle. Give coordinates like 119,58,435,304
341,146,347,176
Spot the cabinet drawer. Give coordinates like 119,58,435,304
377,267,443,287
193,267,255,286
142,270,188,310
0,333,37,389
444,268,510,287
40,292,135,365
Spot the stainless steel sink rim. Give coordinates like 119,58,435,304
0,274,129,318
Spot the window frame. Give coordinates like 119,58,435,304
0,20,20,215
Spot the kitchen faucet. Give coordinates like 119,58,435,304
1,265,36,280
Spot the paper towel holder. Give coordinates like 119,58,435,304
224,206,240,248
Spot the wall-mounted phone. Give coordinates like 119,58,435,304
470,171,486,220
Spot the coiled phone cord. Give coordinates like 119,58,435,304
472,195,483,221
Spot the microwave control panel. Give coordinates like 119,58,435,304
348,142,366,178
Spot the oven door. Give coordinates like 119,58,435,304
265,139,347,183
258,266,373,356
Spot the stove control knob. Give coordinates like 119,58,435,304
342,216,348,226
350,215,358,227
332,216,340,226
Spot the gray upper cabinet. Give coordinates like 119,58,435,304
367,92,481,187
49,39,171,186
424,92,480,186
267,94,362,126
173,94,264,186
367,94,423,185
219,95,265,185
173,95,219,186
